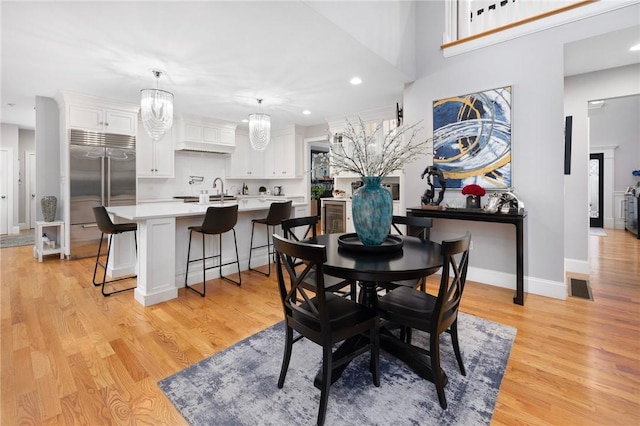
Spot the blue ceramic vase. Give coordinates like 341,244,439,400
351,176,392,245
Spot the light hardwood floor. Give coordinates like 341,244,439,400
1,229,638,424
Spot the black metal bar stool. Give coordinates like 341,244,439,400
248,200,292,276
185,204,241,297
92,206,137,297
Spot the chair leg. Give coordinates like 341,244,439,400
450,320,466,376
430,332,447,409
92,232,105,287
218,231,241,286
318,343,332,426
248,222,271,277
278,325,294,388
370,322,380,387
184,230,193,287
99,233,137,297
185,231,206,297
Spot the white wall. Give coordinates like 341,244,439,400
18,129,35,225
564,64,640,270
405,1,640,299
35,96,61,222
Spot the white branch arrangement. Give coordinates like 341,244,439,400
329,116,432,178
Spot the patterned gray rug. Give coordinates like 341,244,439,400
159,312,516,425
0,230,34,248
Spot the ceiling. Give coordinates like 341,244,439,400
1,2,638,131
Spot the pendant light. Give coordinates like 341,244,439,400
248,99,271,151
140,70,174,142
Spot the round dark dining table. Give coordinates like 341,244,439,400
305,233,444,386
311,233,443,307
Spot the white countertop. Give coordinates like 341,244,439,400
108,198,306,221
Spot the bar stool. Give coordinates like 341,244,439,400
92,206,137,297
185,204,241,297
248,200,292,276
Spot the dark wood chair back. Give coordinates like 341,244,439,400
435,232,471,333
282,215,318,242
390,215,433,241
272,233,380,425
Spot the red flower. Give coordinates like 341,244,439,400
462,184,486,197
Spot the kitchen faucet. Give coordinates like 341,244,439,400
213,177,225,202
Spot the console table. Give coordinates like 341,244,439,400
407,207,527,305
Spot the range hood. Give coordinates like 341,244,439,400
175,140,235,154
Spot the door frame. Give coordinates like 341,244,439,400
589,153,604,228
0,148,15,235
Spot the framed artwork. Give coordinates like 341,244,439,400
432,86,512,189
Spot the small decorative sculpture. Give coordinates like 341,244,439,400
420,166,446,206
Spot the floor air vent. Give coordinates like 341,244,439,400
568,278,593,301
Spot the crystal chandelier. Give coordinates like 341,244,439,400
248,99,271,151
140,70,174,142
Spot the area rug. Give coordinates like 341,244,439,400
0,230,34,248
159,312,516,425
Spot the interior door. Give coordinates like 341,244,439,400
589,153,604,228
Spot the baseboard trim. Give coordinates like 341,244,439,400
565,258,589,274
467,266,566,300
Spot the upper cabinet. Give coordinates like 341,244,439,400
56,91,139,136
226,129,264,178
68,104,137,136
175,114,236,153
227,125,303,179
137,119,174,178
263,125,303,178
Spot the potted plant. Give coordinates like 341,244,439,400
310,185,325,217
259,186,267,195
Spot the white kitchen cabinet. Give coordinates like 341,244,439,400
226,129,264,178
137,121,174,178
68,103,137,135
263,126,303,178
175,114,236,153
345,200,355,233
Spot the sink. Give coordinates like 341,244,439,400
173,195,237,203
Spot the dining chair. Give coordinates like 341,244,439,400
273,234,380,426
184,204,241,297
379,215,434,292
92,206,137,296
281,216,356,300
248,200,292,276
376,231,471,409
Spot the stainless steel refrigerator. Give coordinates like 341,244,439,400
69,129,136,259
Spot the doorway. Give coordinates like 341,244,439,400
589,153,604,228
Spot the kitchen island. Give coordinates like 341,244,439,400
107,198,306,306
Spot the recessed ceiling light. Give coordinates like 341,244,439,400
302,110,311,115
630,43,640,51
242,119,248,123
350,77,362,85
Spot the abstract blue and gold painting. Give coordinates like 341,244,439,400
433,86,512,189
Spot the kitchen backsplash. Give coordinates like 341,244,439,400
137,151,308,200
137,151,228,200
